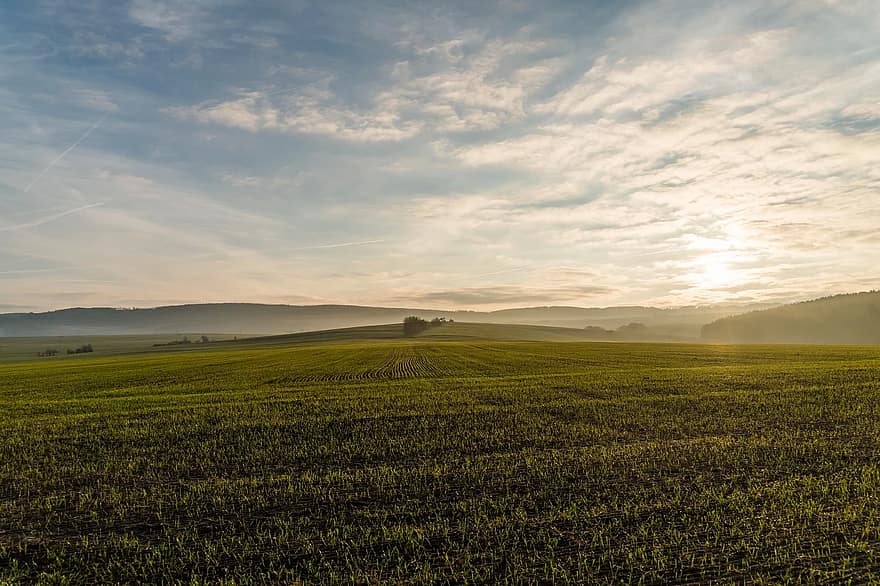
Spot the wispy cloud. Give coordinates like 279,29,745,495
0,202,106,233
23,114,108,193
0,267,70,275
291,240,386,251
165,35,564,141
398,285,613,307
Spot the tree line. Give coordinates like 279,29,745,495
39,344,93,357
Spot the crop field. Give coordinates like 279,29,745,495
2,331,880,583
0,334,243,363
0,322,616,363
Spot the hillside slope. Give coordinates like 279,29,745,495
225,321,626,348
0,322,656,362
0,302,764,337
701,291,880,344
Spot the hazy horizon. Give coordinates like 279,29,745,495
2,1,879,313
1,296,784,315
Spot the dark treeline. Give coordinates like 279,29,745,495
153,335,212,347
39,344,94,357
702,291,880,344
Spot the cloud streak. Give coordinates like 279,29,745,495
398,285,614,307
0,202,106,233
0,267,69,275
291,240,386,251
23,114,108,193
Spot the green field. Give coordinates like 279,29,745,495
0,322,620,363
0,322,640,362
0,334,245,363
2,325,880,583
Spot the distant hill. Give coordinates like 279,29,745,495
221,321,633,348
0,323,630,362
0,321,711,362
701,291,880,344
0,302,767,338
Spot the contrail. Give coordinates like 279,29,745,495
0,43,57,62
262,86,300,97
24,114,108,193
292,239,385,251
0,202,106,233
472,266,529,278
0,267,68,275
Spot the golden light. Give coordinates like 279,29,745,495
692,251,741,289
683,233,754,293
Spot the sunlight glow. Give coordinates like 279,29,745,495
684,233,756,292
694,253,740,290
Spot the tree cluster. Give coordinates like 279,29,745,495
583,322,649,340
403,316,451,337
153,335,212,347
67,344,94,355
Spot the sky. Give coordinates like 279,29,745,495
1,0,878,312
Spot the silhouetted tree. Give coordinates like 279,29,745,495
403,316,429,337
66,344,93,354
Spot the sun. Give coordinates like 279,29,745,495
684,235,754,293
696,254,739,290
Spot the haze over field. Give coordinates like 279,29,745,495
702,291,880,344
2,0,879,314
0,301,764,337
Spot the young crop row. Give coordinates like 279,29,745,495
2,341,880,583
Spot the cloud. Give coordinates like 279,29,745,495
398,285,614,307
538,29,792,119
128,0,200,42
0,267,72,276
164,35,565,141
23,114,108,193
70,31,146,60
0,202,106,233
2,0,879,310
165,86,422,142
291,239,385,251
72,89,119,113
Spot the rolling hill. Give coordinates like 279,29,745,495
223,321,632,347
0,322,684,362
0,302,765,337
701,291,880,344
